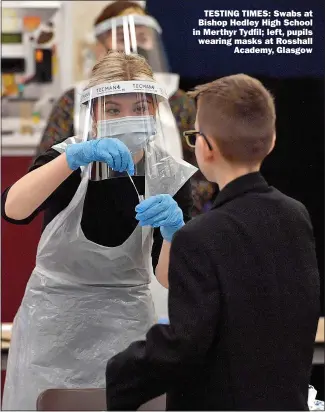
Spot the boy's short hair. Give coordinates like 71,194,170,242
188,74,276,165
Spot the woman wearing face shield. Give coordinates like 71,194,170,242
1,51,196,410
35,1,216,216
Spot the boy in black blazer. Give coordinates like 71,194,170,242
105,74,320,411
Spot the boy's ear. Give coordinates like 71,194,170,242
268,133,276,154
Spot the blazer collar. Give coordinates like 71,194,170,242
212,172,269,209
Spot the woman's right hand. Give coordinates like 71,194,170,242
65,138,135,174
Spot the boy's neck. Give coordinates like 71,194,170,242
214,164,260,190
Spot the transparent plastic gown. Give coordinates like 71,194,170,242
2,80,197,410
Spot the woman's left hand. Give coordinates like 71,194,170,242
135,194,184,242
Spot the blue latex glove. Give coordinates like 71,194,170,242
65,138,134,174
135,194,184,242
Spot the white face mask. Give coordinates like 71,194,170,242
97,116,156,154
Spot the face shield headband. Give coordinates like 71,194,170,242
79,80,172,182
94,14,162,51
53,79,197,198
94,14,169,73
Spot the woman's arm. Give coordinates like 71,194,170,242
5,137,135,221
5,153,73,220
141,180,194,289
156,180,193,288
155,241,171,288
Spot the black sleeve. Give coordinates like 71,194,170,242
150,178,193,271
1,149,80,225
106,226,220,410
1,187,40,225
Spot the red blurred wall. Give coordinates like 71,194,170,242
1,156,43,394
1,156,42,322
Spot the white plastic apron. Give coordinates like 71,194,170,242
2,140,196,410
3,175,155,409
74,74,183,320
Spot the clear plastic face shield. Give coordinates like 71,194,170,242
94,14,170,73
78,80,197,198
79,81,169,177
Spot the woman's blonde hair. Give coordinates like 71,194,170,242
86,50,155,88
